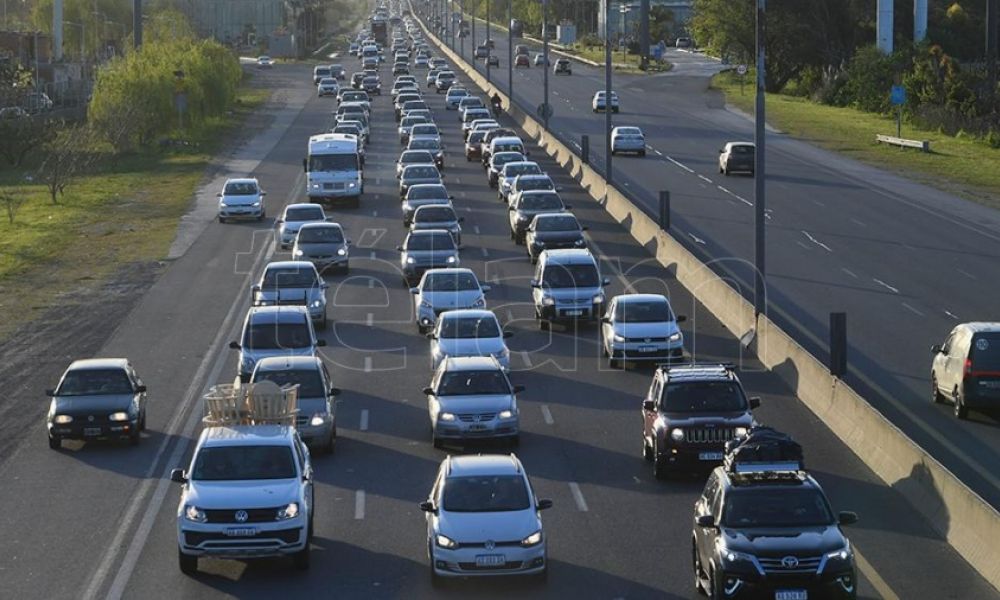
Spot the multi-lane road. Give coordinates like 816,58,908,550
441,12,1000,510
0,23,996,600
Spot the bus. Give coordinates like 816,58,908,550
303,134,363,208
371,18,388,45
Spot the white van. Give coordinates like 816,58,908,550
304,134,363,208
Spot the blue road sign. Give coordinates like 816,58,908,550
890,85,906,106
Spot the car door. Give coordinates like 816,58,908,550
294,436,314,520
602,298,617,348
933,330,956,393
643,375,662,441
942,328,965,393
321,363,335,421
694,471,719,563
532,260,545,308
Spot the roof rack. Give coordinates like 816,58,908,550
202,380,299,427
723,426,805,481
659,362,736,372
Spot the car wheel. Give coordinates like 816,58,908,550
653,442,668,480
608,356,620,369
533,565,548,583
708,567,723,600
611,149,617,156
324,430,335,455
639,150,646,157
48,435,61,450
953,388,969,419
340,264,350,275
723,165,729,176
308,505,315,539
931,374,944,404
320,314,328,330
432,436,443,449
642,435,653,461
693,540,708,596
539,318,550,331
140,410,147,431
530,253,538,265
178,549,198,575
292,543,311,570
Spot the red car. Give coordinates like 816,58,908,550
514,53,530,67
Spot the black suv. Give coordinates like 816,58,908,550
691,430,859,600
641,364,758,478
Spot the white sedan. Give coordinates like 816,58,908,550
592,90,619,113
610,126,646,156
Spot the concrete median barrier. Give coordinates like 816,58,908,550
416,9,1000,591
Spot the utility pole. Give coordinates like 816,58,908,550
507,0,513,100
988,0,998,91
639,0,649,69
876,0,892,54
543,0,549,129
486,0,491,82
753,0,767,318
53,0,64,62
133,0,143,48
604,0,612,184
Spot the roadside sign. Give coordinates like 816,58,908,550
537,103,553,120
890,85,906,105
737,64,747,75
652,45,663,60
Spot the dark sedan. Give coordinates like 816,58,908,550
526,213,588,261
46,358,147,448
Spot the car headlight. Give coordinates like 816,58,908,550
406,256,416,264
613,333,625,343
445,255,456,264
670,428,684,442
184,505,207,522
277,502,300,520
53,414,73,424
473,297,486,308
310,414,327,427
349,182,357,188
574,238,586,246
826,541,852,563
592,294,605,304
251,202,261,207
337,248,348,256
219,201,228,207
541,296,555,306
435,533,458,549
521,530,542,547
499,409,515,419
311,183,321,189
722,549,758,567
108,411,130,422
293,249,304,257
734,426,749,438
311,299,324,308
438,412,456,421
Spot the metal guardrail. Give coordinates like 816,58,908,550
876,134,930,152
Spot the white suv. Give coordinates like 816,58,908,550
420,454,552,583
171,425,315,573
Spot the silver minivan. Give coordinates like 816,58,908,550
530,249,609,330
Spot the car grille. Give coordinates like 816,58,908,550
203,507,281,523
625,337,668,343
458,412,496,422
277,299,307,306
453,540,522,549
184,528,300,546
684,428,736,444
458,561,523,571
758,555,823,575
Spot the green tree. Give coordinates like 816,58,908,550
649,6,676,45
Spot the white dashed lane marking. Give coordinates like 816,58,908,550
569,482,589,512
541,404,554,425
355,490,366,520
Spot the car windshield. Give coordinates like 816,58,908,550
315,68,330,76
617,128,641,136
409,139,441,151
363,77,378,84
408,185,447,200
518,177,554,191
440,316,501,339
614,300,673,322
412,125,439,136
308,154,359,172
402,150,435,164
333,126,360,136
284,206,324,221
492,152,523,167
415,206,456,222
494,143,523,153
57,368,133,396
254,369,325,397
343,93,367,102
437,369,510,395
442,475,530,512
542,264,600,288
465,110,490,121
192,446,297,481
297,226,344,244
320,78,337,85
723,488,834,528
661,381,746,412
245,322,312,350
404,166,440,179
224,182,258,195
522,194,563,211
731,145,754,155
460,98,484,108
261,268,319,288
424,271,478,291
407,232,456,251
448,89,469,97
505,164,541,177
971,334,1000,370
402,116,428,127
467,132,486,144
404,101,428,110
535,215,578,231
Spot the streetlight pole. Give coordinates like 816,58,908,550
507,0,513,100
471,0,476,71
460,0,466,57
604,0,612,183
753,0,767,317
542,0,549,129
133,0,142,48
486,0,491,82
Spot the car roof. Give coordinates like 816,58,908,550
253,355,323,372
247,305,311,322
414,203,455,213
201,425,297,447
614,293,668,304
491,136,523,144
423,267,474,276
541,248,596,264
956,322,1000,333
298,221,342,231
224,177,258,185
533,211,575,221
284,202,324,213
67,358,130,371
659,363,737,383
409,228,453,238
728,142,755,148
446,454,522,477
439,309,496,320
264,260,319,271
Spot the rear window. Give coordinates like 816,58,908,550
971,334,1000,370
730,145,754,155
285,207,325,221
407,232,456,250
254,368,325,397
416,206,456,222
245,322,312,350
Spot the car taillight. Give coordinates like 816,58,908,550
964,358,973,377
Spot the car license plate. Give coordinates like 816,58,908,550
475,554,505,567
84,427,101,436
775,591,807,600
468,424,487,432
699,452,723,461
980,380,1000,388
565,309,582,316
638,345,656,353
224,527,258,537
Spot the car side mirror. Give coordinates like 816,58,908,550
838,511,859,526
930,344,943,354
422,386,434,395
328,387,342,397
396,245,404,251
503,330,513,339
45,388,56,397
536,498,553,510
642,398,656,411
513,385,526,394
419,500,437,513
696,514,716,528
410,287,420,294
481,284,491,293
261,191,267,196
229,341,241,349
602,278,611,286
749,396,761,409
718,149,724,154
601,317,611,324
170,468,188,484
675,315,687,323
215,192,223,197
426,332,437,339
135,385,147,393
252,284,261,293
530,280,540,288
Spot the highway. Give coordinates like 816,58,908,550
0,32,994,598
440,11,1000,510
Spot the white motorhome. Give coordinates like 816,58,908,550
304,134,363,208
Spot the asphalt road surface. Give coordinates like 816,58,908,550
441,12,1000,511
0,29,995,600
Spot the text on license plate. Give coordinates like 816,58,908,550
775,590,808,600
475,554,505,567
979,380,1000,388
468,424,487,432
564,310,582,316
224,527,258,537
84,428,102,436
699,452,724,461
638,345,656,353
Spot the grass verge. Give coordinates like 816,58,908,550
0,81,270,341
712,70,1000,207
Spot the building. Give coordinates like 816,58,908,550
597,0,692,41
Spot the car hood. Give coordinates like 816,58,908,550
405,249,458,264
187,479,301,509
546,286,602,301
438,508,539,544
412,220,460,231
721,525,846,557
422,290,483,308
221,194,260,206
437,393,515,413
53,394,135,414
256,287,323,304
298,396,330,417
296,242,346,256
615,321,679,339
532,230,584,244
402,177,442,187
436,337,505,357
242,346,316,366
661,412,753,427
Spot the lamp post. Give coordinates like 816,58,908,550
485,0,491,82
542,0,550,129
460,0,466,57
753,0,767,317
507,0,513,100
604,0,613,183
